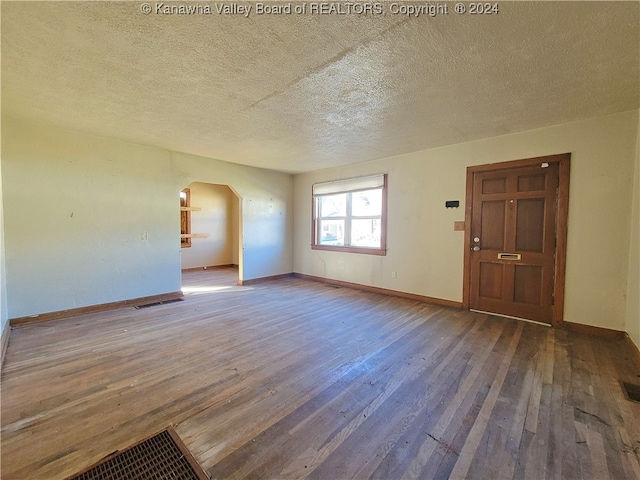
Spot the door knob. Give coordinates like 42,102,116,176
473,246,480,252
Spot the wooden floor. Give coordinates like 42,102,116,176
2,269,640,479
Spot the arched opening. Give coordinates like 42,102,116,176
179,181,243,288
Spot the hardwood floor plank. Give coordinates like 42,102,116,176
447,321,524,479
2,269,639,479
376,317,505,479
311,323,478,479
516,329,563,480
206,306,466,479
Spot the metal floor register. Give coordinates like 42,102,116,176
67,428,208,480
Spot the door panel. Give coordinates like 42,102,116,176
481,201,506,250
515,198,545,252
513,265,542,304
482,177,507,194
469,163,559,323
479,263,503,299
517,173,546,192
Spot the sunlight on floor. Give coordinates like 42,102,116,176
181,285,253,295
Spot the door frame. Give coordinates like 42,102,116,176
462,153,571,327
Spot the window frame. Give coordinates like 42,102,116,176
311,174,387,256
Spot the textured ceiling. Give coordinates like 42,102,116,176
2,1,639,173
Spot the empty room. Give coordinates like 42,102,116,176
1,1,639,479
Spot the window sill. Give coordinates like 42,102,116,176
311,244,387,256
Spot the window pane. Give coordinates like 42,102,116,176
319,220,344,246
319,193,347,218
311,174,386,254
351,189,382,217
351,219,381,248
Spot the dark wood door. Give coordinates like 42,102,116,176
469,162,560,324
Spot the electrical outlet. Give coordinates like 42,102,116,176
141,232,148,241
392,271,397,279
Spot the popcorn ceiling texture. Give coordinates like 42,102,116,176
1,2,638,173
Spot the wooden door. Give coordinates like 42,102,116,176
465,155,570,325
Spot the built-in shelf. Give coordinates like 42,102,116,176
181,233,209,239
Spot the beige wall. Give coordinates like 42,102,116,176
170,150,293,283
2,116,293,319
627,116,640,349
294,110,639,331
180,182,237,270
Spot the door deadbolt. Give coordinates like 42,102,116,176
473,237,480,243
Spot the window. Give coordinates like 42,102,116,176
180,189,191,248
312,174,387,255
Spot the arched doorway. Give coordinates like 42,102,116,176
179,181,243,285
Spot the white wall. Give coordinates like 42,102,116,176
294,110,640,331
180,182,236,270
2,116,293,318
627,116,640,349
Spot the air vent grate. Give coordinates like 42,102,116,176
135,298,183,309
67,428,208,480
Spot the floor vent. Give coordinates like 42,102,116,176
135,298,183,309
622,382,640,403
67,428,208,480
